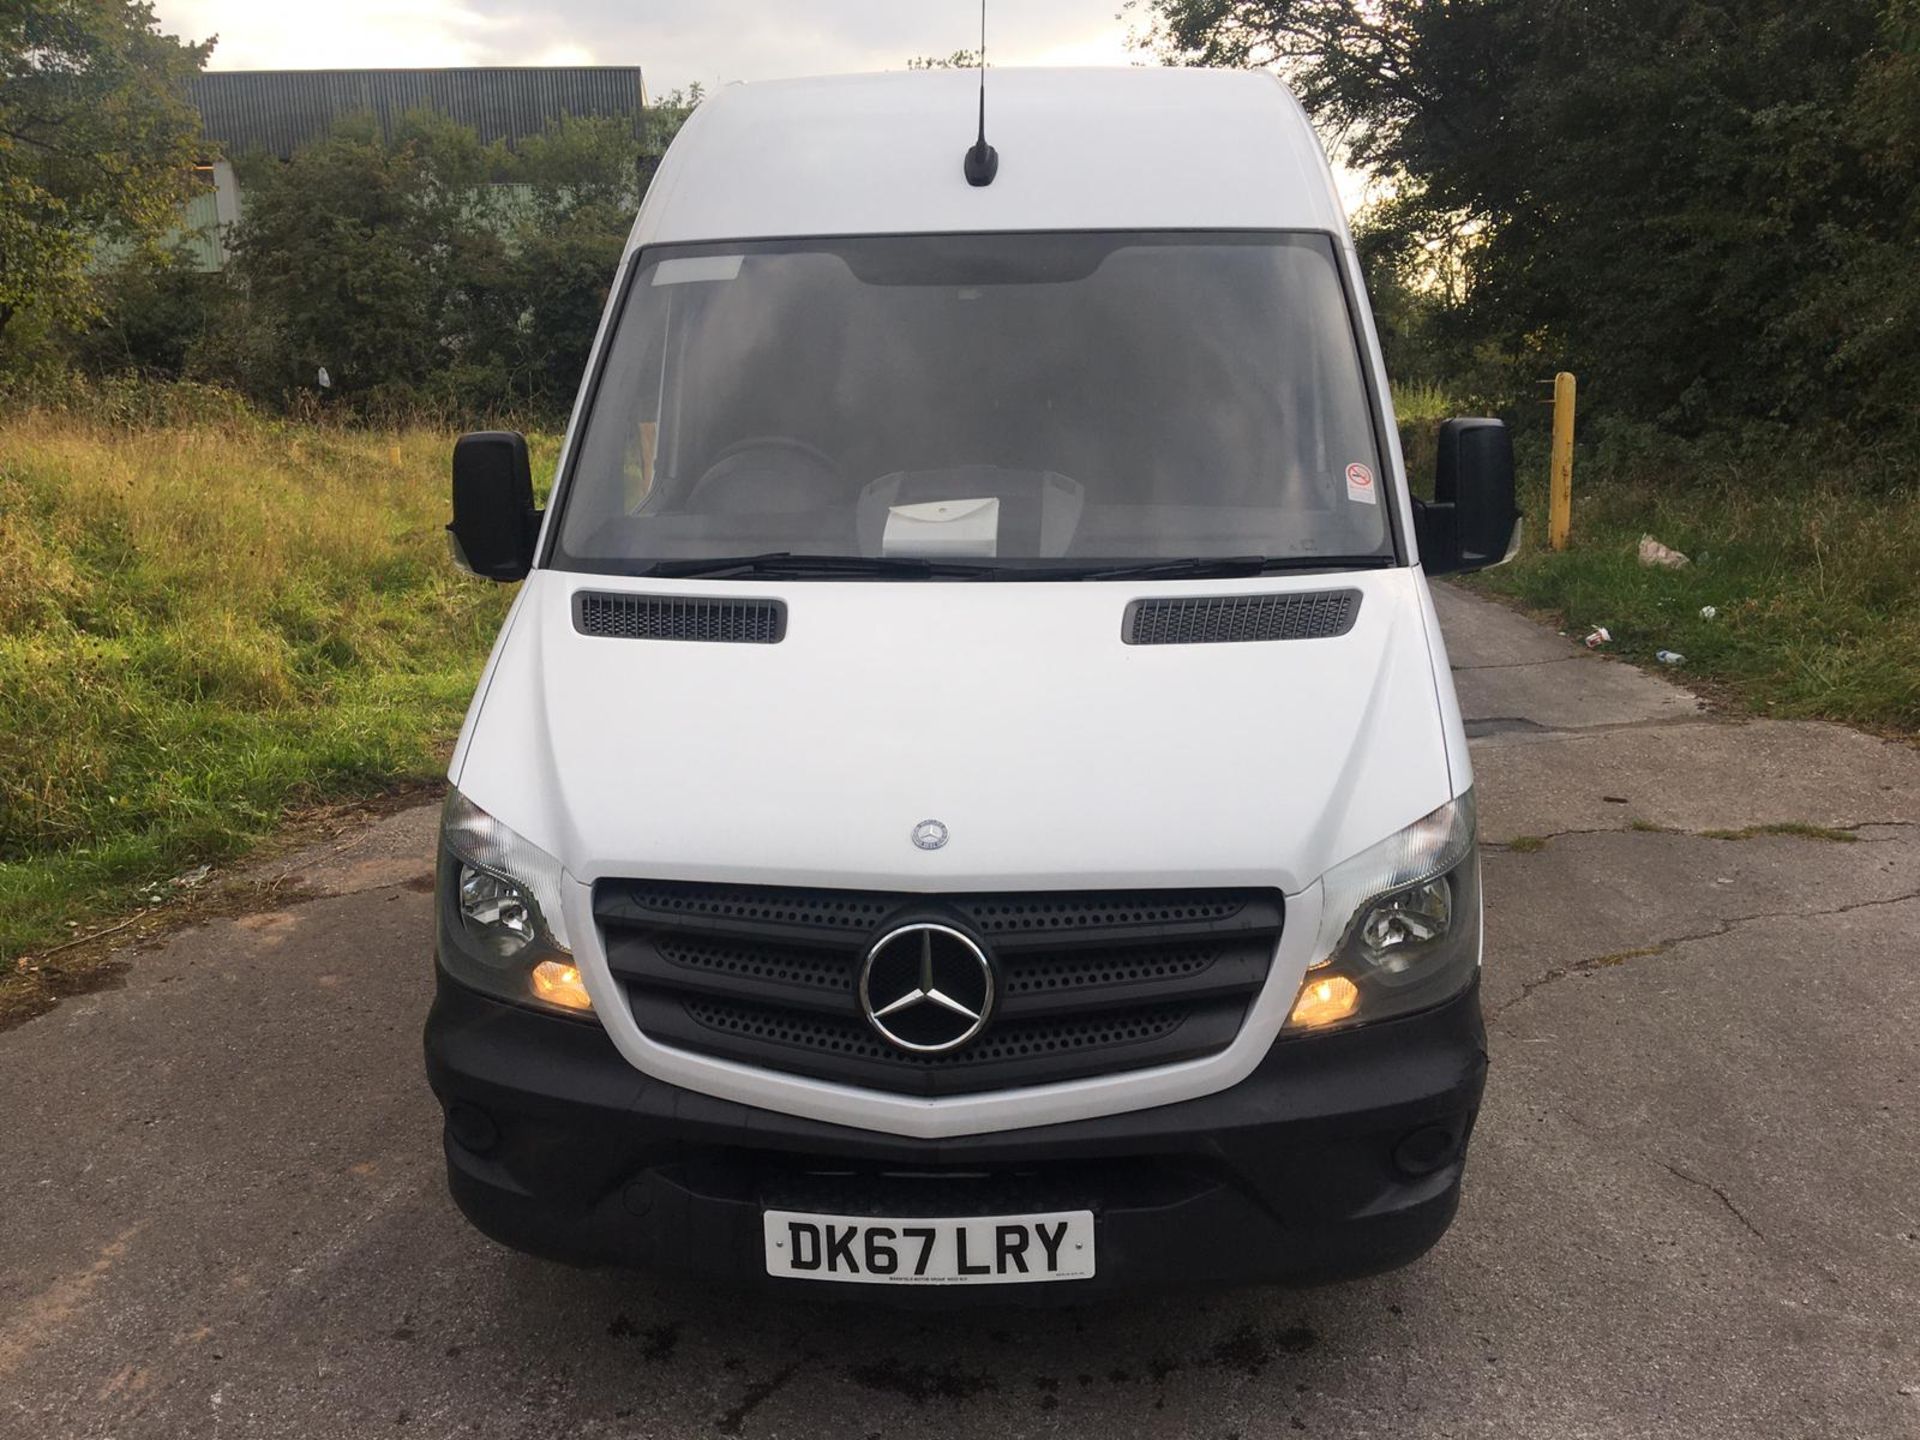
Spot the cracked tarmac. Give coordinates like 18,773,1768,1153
2,584,1917,1438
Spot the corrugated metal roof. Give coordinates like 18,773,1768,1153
190,68,647,158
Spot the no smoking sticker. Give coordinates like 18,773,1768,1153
1345,462,1377,505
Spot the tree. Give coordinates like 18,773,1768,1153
486,91,702,413
1140,0,1915,435
0,0,210,348
907,50,984,69
638,84,702,191
512,113,645,223
69,242,236,377
221,93,704,416
497,208,627,409
226,115,479,409
1782,0,1920,429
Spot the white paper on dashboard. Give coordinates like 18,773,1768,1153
881,497,1001,558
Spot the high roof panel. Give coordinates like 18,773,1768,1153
191,67,647,158
632,68,1344,247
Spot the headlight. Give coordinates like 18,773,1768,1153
436,788,592,1014
1285,790,1480,1034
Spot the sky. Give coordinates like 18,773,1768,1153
149,1,1145,98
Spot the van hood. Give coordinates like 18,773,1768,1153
453,569,1456,895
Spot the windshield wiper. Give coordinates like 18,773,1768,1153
640,552,999,579
639,552,1395,581
1014,554,1395,582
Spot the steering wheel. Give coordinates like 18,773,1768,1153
684,436,847,513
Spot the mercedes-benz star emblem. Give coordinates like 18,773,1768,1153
911,819,949,851
859,923,994,1054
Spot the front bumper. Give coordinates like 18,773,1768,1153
423,969,1487,1298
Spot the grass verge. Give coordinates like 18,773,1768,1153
0,394,551,977
1439,422,1920,737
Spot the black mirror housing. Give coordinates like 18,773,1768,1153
1414,418,1521,575
450,431,539,581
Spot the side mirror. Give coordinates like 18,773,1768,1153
1414,418,1521,575
449,431,539,581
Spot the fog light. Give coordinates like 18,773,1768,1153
531,960,594,1012
446,1102,499,1154
1393,1125,1460,1177
1288,974,1360,1028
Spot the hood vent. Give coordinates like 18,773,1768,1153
1124,589,1361,646
573,591,787,644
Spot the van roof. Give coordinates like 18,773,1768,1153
629,67,1348,251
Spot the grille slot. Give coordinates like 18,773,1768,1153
1124,589,1361,646
967,895,1247,935
596,880,1282,1096
657,936,849,992
1001,944,1219,996
684,998,1188,1066
573,591,786,643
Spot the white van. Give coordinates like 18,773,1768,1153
426,68,1517,1295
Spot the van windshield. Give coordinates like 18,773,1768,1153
550,231,1393,577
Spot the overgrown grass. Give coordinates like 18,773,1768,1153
1392,396,1920,735
1462,426,1920,736
1391,381,1458,490
0,393,554,961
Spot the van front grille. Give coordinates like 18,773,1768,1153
594,881,1283,1097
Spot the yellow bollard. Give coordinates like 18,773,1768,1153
388,443,403,468
1549,371,1576,551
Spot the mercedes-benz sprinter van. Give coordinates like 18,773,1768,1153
426,67,1519,1295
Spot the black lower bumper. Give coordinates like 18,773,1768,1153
423,971,1487,1298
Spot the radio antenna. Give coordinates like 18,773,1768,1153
962,0,998,186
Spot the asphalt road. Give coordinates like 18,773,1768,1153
4,586,1917,1439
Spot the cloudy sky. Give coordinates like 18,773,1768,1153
150,1,1146,98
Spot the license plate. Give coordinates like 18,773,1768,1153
763,1208,1095,1285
